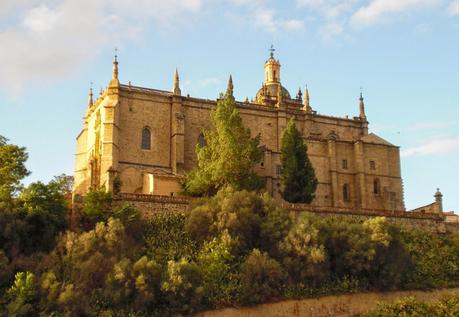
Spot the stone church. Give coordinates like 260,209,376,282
74,49,407,213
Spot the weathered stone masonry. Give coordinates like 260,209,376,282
74,50,444,215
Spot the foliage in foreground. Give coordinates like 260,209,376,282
365,295,459,317
3,188,459,316
3,133,459,316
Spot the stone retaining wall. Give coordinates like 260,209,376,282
113,194,189,216
112,194,459,233
197,288,459,317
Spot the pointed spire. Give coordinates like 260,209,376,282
87,85,93,108
303,85,312,113
226,75,234,97
109,49,120,87
296,87,303,101
173,68,181,95
359,89,366,120
113,53,118,80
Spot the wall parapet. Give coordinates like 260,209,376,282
114,193,191,204
114,193,443,222
283,203,444,221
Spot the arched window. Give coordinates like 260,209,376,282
141,127,151,150
198,132,206,147
343,184,350,202
373,178,381,195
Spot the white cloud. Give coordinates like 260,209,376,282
449,0,459,15
0,0,40,18
296,0,355,38
281,19,306,31
22,5,61,33
351,0,440,27
297,0,356,19
254,8,305,32
254,9,277,31
401,137,459,157
0,0,203,96
321,20,345,38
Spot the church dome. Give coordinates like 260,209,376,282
256,83,291,102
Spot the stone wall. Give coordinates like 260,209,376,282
113,194,459,233
113,194,190,216
197,288,459,317
74,57,405,213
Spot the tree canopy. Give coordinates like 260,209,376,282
280,119,318,203
182,86,265,196
0,135,30,203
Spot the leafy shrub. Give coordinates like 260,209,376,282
197,232,238,306
317,216,392,286
82,189,113,223
6,271,37,317
365,296,459,316
186,189,293,256
401,228,459,289
104,256,162,310
239,249,286,305
40,218,129,315
145,212,198,264
161,258,205,314
259,194,292,257
279,214,326,285
366,225,412,290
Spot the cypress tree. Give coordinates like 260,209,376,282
280,119,318,203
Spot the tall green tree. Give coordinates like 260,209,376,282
48,174,74,196
280,119,317,203
0,135,30,204
182,77,265,196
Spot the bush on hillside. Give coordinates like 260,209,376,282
239,249,287,305
365,296,459,317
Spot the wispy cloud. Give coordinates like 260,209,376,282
351,0,440,27
402,137,459,157
449,0,459,15
228,0,305,33
0,0,203,96
296,0,357,19
254,8,305,32
296,0,355,38
407,121,457,130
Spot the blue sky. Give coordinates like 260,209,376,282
0,0,458,212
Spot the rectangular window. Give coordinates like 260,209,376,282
342,159,348,169
276,165,282,175
370,160,376,170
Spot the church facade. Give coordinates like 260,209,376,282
74,51,406,213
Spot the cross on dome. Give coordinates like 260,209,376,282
269,44,275,58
